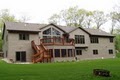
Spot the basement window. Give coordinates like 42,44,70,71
93,50,98,55
109,49,113,54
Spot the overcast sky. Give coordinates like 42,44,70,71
0,0,118,32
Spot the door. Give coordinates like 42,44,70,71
21,52,26,62
16,51,26,62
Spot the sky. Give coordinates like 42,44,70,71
0,0,118,32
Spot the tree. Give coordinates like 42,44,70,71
0,9,17,50
92,11,108,29
19,15,30,22
76,9,88,27
60,6,79,27
49,7,89,27
48,14,61,25
115,34,120,52
109,12,118,34
82,11,93,28
0,9,17,31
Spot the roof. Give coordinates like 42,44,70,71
2,22,114,39
60,26,114,37
4,22,44,32
84,28,114,37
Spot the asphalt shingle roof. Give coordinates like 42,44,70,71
84,28,114,37
5,22,46,32
4,22,114,37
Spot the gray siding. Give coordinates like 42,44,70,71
2,24,115,62
69,28,115,60
8,32,39,62
2,28,8,58
75,37,115,60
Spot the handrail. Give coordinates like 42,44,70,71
31,40,51,63
31,41,40,53
40,37,74,46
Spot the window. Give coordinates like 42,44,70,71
109,49,113,54
61,49,66,57
43,28,51,35
68,49,73,57
55,49,60,57
42,28,61,43
43,36,51,43
19,34,29,40
75,35,85,44
76,50,82,55
109,38,113,43
90,37,99,43
52,28,60,35
93,50,98,55
43,28,60,35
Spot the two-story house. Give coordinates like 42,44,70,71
2,22,115,63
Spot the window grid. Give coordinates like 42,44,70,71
76,50,82,55
19,34,29,40
93,50,98,55
109,49,113,54
90,37,99,43
109,38,113,43
75,35,85,44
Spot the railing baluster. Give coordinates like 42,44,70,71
40,38,74,46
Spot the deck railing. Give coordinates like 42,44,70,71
40,37,74,46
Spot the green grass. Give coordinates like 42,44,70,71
116,52,120,58
0,58,120,80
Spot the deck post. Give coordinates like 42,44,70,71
62,38,64,45
66,49,68,57
60,49,62,58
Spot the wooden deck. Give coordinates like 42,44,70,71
40,37,74,46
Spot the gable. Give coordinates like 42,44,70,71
40,24,66,35
69,27,90,37
40,23,66,33
69,27,90,35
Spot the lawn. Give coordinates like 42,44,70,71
0,58,120,80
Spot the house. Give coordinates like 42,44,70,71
2,22,115,63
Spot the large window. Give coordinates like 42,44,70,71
90,37,99,43
43,28,60,36
93,50,98,55
109,49,113,54
68,49,74,57
61,49,67,57
52,28,60,35
76,50,82,55
43,28,61,43
19,33,29,40
55,49,60,57
75,35,85,44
